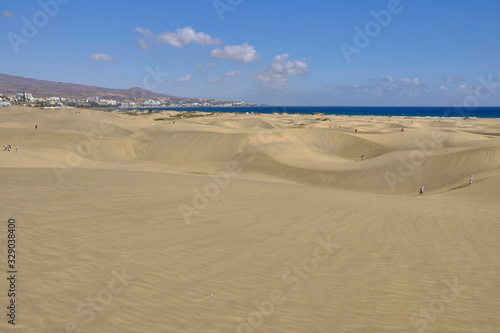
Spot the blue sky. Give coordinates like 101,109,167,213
1,0,500,106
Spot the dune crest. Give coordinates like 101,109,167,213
2,107,499,193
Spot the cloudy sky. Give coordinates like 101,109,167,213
1,0,500,106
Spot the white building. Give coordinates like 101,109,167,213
0,101,11,106
100,99,117,106
141,99,160,106
15,93,34,101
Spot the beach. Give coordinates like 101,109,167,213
1,106,500,332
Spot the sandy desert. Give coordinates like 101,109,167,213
1,106,500,332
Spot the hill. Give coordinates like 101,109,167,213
0,73,182,101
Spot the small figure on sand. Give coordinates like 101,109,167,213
35,125,38,130
469,175,473,185
420,186,424,195
401,127,405,132
355,129,358,134
361,155,364,161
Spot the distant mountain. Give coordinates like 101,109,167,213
0,73,182,101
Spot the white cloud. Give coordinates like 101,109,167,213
457,83,472,95
210,43,261,63
320,76,500,105
325,76,427,99
156,26,221,48
207,77,225,83
206,70,244,84
90,54,115,62
135,27,154,50
442,76,466,83
135,27,153,38
379,76,394,83
398,77,422,87
3,10,14,18
176,74,191,82
137,38,150,50
135,26,221,50
196,62,216,69
252,54,308,89
224,70,242,77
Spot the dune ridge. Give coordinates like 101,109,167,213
2,107,500,193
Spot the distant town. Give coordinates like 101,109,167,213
0,91,260,109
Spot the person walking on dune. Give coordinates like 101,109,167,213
469,175,473,185
420,186,424,195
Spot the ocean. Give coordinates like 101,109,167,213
128,106,500,118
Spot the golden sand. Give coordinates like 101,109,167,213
1,106,499,332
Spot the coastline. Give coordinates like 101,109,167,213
114,106,500,118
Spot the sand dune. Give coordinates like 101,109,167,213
1,106,500,332
4,108,499,193
213,118,276,130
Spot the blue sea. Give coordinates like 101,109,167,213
129,106,500,118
